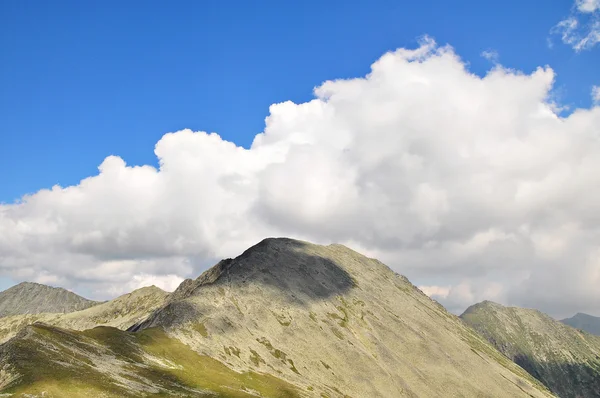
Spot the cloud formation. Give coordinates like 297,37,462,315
552,0,600,51
1,37,600,317
480,49,499,64
593,85,600,104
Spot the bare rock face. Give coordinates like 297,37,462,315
461,301,600,398
0,282,99,318
136,238,553,398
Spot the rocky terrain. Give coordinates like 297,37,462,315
561,312,600,336
0,238,556,397
461,301,600,398
0,286,168,344
0,282,99,317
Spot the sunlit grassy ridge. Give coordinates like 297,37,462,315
0,323,300,397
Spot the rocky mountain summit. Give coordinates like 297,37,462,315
0,238,555,397
561,312,600,336
133,238,551,397
461,301,600,398
0,282,99,318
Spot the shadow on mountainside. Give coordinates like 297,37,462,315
188,238,357,303
513,354,600,398
130,238,359,330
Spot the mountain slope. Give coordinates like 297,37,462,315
0,323,300,397
0,286,168,344
561,312,600,336
461,301,600,398
0,282,99,317
133,238,552,398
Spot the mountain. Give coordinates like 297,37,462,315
135,238,551,397
0,238,554,397
0,285,169,344
461,301,600,398
561,312,600,336
0,282,99,318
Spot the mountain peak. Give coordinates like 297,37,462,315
168,238,360,306
561,312,600,336
0,282,99,318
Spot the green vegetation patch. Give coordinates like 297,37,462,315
190,321,208,337
249,349,265,367
331,327,345,340
270,311,292,327
327,306,349,328
257,337,300,374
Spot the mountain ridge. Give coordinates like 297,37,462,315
0,238,555,397
0,285,169,344
561,312,600,335
461,300,600,398
0,281,100,318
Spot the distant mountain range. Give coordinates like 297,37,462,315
561,312,600,336
0,285,169,344
0,282,99,317
0,238,597,397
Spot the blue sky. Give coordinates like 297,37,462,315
1,0,598,203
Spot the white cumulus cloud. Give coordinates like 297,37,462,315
1,37,600,318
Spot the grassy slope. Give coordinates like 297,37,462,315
0,323,301,398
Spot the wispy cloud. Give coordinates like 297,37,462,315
593,85,600,104
551,0,600,51
480,49,499,63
